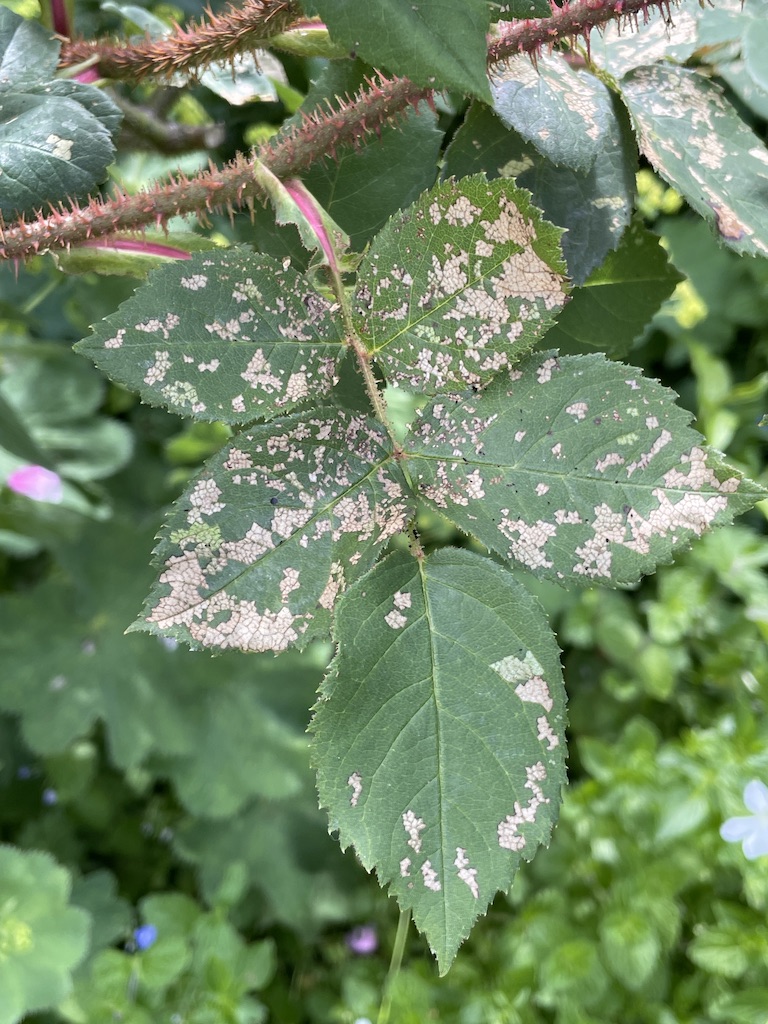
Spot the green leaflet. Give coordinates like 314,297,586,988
354,175,568,393
442,100,636,285
403,352,765,586
77,248,348,425
313,547,566,973
137,411,411,653
542,219,682,358
309,0,492,101
490,54,617,174
0,10,121,221
619,65,768,258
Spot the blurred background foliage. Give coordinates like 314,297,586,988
1,0,767,1020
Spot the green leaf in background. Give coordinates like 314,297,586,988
309,0,492,101
490,54,617,174
313,548,566,973
77,248,348,425
0,11,121,222
296,62,443,252
442,102,636,285
137,411,411,652
0,5,57,84
0,519,313,801
598,909,661,990
619,65,768,257
0,846,90,1024
0,345,133,483
175,799,355,929
403,352,764,586
354,175,568,393
542,219,682,358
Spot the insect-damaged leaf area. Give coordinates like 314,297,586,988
354,175,568,394
312,547,566,973
77,248,347,425
620,65,768,258
137,411,411,652
403,352,764,586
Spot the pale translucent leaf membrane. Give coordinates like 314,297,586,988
354,175,568,394
621,65,768,258
78,248,347,425
138,412,412,652
404,352,764,586
313,548,566,972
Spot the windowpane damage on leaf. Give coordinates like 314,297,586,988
404,351,763,586
77,249,347,425
312,548,566,973
138,412,411,652
354,175,568,394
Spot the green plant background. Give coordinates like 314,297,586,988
1,0,768,1019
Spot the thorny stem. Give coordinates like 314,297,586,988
59,0,303,82
2,0,675,262
376,908,412,1024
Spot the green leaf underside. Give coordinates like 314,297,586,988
138,411,411,652
403,352,764,586
354,175,568,393
310,0,492,101
620,65,768,258
77,249,347,425
490,55,616,174
313,547,566,973
542,219,682,357
441,102,636,286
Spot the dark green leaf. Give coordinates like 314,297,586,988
137,411,412,652
442,101,636,285
0,68,121,221
542,219,682,358
403,352,765,586
490,55,616,173
0,6,58,84
355,175,568,393
310,0,492,100
620,65,768,257
313,547,566,972
77,248,348,425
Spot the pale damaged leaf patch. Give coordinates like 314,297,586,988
312,548,566,973
490,54,615,173
136,411,412,652
620,65,768,258
354,175,568,394
77,248,347,425
403,352,764,586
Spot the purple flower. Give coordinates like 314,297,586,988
721,780,768,859
7,465,63,504
346,924,378,955
133,924,158,951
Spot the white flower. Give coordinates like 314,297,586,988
721,780,768,860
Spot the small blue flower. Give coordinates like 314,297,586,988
721,780,768,860
133,924,158,951
42,788,58,806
